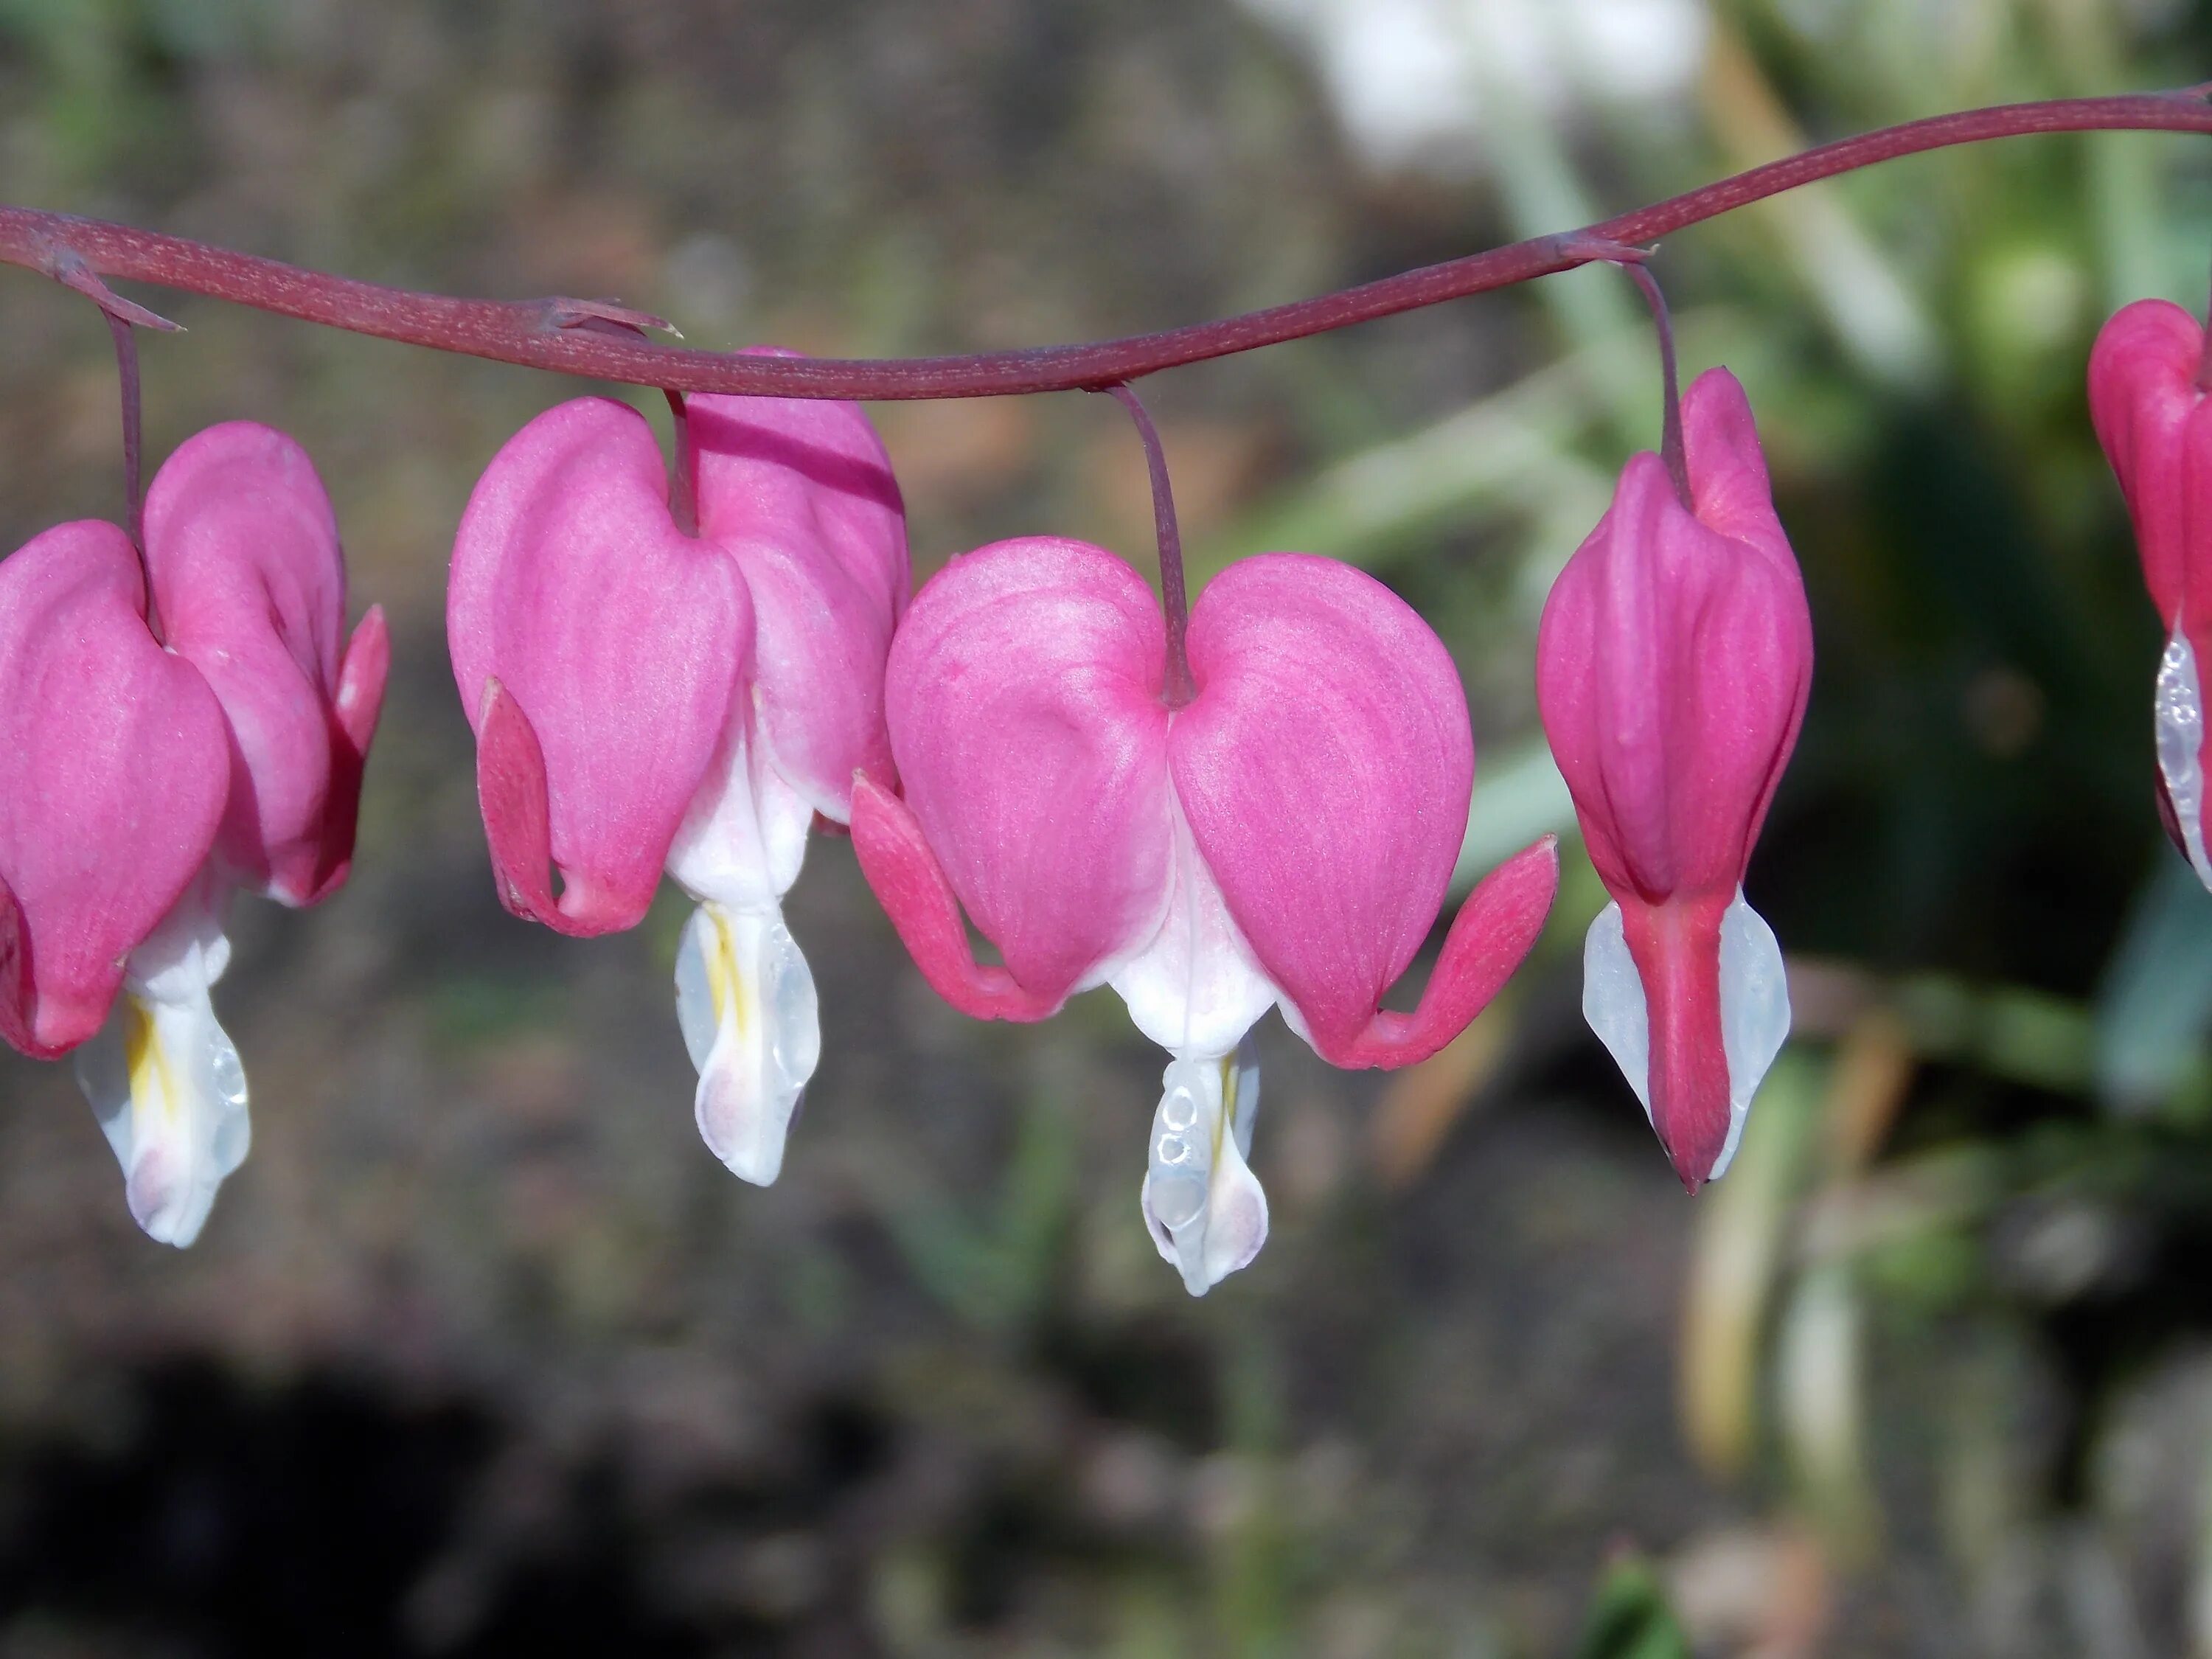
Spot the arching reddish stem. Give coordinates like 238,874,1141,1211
1,90,2208,400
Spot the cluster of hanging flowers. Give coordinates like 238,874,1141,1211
4,246,2197,1294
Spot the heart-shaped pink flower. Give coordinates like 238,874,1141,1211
854,538,1557,1292
449,373,908,1183
0,422,386,1245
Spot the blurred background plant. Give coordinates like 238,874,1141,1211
4,0,2212,1654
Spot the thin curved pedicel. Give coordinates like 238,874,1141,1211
1537,366,1812,1192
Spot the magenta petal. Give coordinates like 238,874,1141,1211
475,677,576,932
0,523,229,1055
1537,372,1811,902
1169,553,1479,1062
1617,890,1733,1193
142,422,368,905
1331,836,1559,1069
450,398,751,933
302,604,392,905
0,872,29,1058
884,538,1173,1009
690,368,909,818
2089,298,2212,632
850,778,1061,1020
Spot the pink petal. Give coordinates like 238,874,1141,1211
2089,298,2212,633
1169,553,1508,1066
849,778,1061,1021
450,397,751,934
690,355,909,818
301,604,391,905
1326,836,1559,1068
881,538,1173,1010
475,678,567,931
0,523,229,1055
1537,370,1811,902
142,422,369,905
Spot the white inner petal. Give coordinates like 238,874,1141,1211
666,692,814,915
1140,1040,1268,1297
2156,622,2212,891
1580,890,1792,1186
676,900,821,1186
74,877,247,1248
1109,801,1278,1060
1582,900,1652,1121
1711,891,1789,1180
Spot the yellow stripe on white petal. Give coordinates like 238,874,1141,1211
1141,1040,1267,1296
74,983,248,1248
72,877,246,1248
674,900,821,1185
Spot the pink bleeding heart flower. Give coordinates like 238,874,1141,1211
143,422,391,907
1536,366,1809,1193
448,375,907,1184
0,423,386,1245
2087,299,2212,888
852,539,1559,1294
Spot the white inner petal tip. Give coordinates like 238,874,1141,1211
2157,625,2212,892
1140,1043,1267,1296
1712,889,1790,1183
1582,902,1652,1120
76,985,250,1248
1581,892,1790,1186
677,900,821,1186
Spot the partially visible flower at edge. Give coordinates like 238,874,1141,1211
0,421,388,1245
2088,298,2212,891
